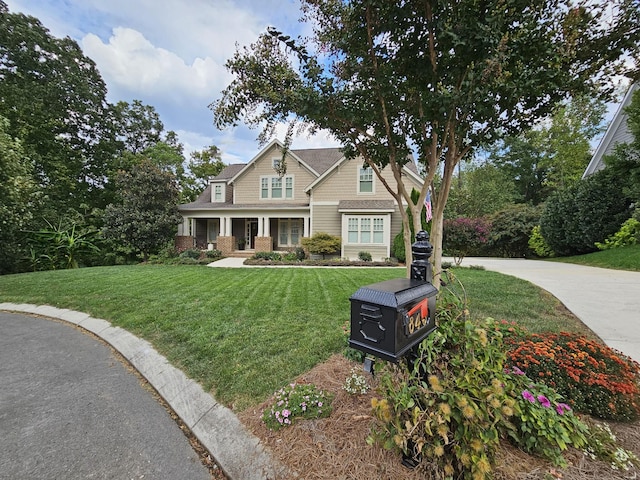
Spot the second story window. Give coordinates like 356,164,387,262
214,185,222,201
359,167,373,193
261,176,294,199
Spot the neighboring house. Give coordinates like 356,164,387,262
176,139,424,260
583,82,638,178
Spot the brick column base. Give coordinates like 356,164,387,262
254,237,273,252
217,236,235,255
175,235,194,252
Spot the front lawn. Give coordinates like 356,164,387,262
0,265,588,410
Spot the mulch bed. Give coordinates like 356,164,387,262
238,354,640,480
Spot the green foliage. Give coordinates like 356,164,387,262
485,204,541,257
205,249,222,259
179,249,201,260
446,163,517,218
596,218,640,250
343,367,370,395
262,383,333,430
392,232,406,263
507,332,640,422
540,169,632,256
529,225,556,258
27,220,100,270
0,115,35,274
253,251,283,261
301,232,341,258
102,159,183,260
358,251,372,262
443,217,490,264
369,316,591,478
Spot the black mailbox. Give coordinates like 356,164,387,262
348,230,437,362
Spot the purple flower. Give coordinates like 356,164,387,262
522,390,536,403
556,403,571,415
537,395,551,408
511,366,525,376
282,409,291,418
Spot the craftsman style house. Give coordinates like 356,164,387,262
176,139,424,260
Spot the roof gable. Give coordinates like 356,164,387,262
583,82,638,178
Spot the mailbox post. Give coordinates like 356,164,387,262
349,230,437,363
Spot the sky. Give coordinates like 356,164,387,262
5,0,341,164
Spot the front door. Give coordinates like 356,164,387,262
245,219,258,249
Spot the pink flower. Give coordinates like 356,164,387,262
318,402,323,407
511,366,525,376
556,403,571,415
537,395,551,408
282,409,291,418
522,390,536,403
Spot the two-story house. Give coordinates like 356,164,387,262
176,139,424,261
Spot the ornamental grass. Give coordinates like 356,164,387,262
507,332,640,422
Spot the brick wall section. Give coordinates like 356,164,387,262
254,237,273,253
217,236,236,255
175,236,194,252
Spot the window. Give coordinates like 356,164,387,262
346,216,385,244
279,219,302,246
271,177,282,198
359,167,373,193
260,176,294,199
272,158,281,170
214,185,222,201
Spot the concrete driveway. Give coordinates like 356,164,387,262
448,257,640,363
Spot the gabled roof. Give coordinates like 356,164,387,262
211,164,244,182
583,82,638,178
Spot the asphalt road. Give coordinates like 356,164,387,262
0,311,212,480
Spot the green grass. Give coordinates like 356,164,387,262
549,244,640,271
0,265,589,410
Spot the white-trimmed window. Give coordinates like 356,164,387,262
359,166,373,193
346,216,385,244
213,184,223,201
260,176,294,199
279,218,302,246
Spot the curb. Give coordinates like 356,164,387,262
0,303,287,480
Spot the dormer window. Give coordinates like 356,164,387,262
211,183,225,202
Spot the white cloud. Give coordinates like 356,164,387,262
82,27,230,102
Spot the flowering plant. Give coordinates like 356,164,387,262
343,367,369,395
262,383,333,430
507,332,640,421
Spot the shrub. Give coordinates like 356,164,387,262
485,204,541,257
253,251,282,261
392,232,406,262
369,317,591,477
443,217,490,264
262,383,333,430
507,332,640,421
205,249,222,259
358,251,372,261
596,218,640,250
529,225,555,257
301,232,341,258
540,169,632,256
179,248,201,260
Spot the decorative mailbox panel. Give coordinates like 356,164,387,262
349,277,437,362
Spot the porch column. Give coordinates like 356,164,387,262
303,216,310,237
257,216,264,237
264,216,270,237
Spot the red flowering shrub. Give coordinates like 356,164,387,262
507,332,640,421
443,217,491,265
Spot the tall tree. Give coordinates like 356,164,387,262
181,146,226,202
0,1,111,218
0,115,35,274
213,0,639,281
111,100,164,155
102,160,182,260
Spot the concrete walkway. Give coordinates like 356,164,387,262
0,304,286,480
446,257,640,363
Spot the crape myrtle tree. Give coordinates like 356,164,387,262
213,0,639,283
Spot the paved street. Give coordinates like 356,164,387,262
0,312,211,480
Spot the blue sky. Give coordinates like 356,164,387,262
5,0,340,163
